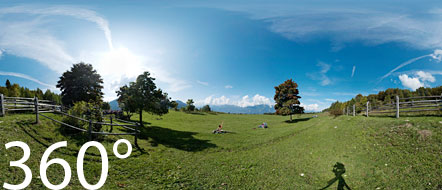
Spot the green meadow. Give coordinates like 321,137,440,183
0,111,441,189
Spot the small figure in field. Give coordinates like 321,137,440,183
258,122,268,128
213,121,225,134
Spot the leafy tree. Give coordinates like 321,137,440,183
201,105,211,112
56,63,104,106
5,79,11,89
186,99,195,112
170,101,179,111
116,71,170,125
9,83,21,97
101,102,111,110
274,79,304,121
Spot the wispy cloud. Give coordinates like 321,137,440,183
0,5,190,101
0,71,54,88
200,2,442,51
325,98,337,102
307,61,331,86
224,85,233,89
332,92,357,96
197,80,209,86
351,65,356,78
0,5,113,50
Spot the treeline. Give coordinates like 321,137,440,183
325,86,442,116
0,79,61,104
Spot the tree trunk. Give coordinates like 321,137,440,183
290,114,292,122
139,110,143,127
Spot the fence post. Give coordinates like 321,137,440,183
366,101,369,117
353,104,355,116
347,107,349,116
342,108,345,116
109,116,113,133
134,123,139,148
34,97,39,124
88,120,92,141
396,95,400,118
0,94,4,117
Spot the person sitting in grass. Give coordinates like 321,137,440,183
258,122,268,128
213,121,224,134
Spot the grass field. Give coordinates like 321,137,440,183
0,111,441,189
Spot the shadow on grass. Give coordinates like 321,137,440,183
284,117,311,123
320,162,351,190
136,125,217,152
16,119,145,160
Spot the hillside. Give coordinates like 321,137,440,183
0,112,440,189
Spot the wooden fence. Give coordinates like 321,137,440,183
0,94,140,146
342,94,442,118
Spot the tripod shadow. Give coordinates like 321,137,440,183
320,162,351,190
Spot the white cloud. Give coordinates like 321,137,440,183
197,94,273,107
0,49,3,58
332,92,358,96
351,66,356,78
307,61,331,86
416,71,435,82
430,49,442,61
300,103,320,112
196,80,209,86
0,71,54,89
325,98,337,102
225,85,233,89
399,74,423,90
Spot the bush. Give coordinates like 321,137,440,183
201,105,211,112
61,101,103,139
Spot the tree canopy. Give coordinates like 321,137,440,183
274,79,304,121
0,79,60,104
186,99,195,111
116,71,170,124
56,63,104,106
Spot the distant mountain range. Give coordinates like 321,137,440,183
109,99,275,114
109,99,120,110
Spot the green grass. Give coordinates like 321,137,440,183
0,111,441,189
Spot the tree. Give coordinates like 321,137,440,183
170,101,179,111
56,63,104,106
101,102,111,110
116,71,170,125
186,99,195,112
274,79,304,121
201,105,211,112
5,79,11,89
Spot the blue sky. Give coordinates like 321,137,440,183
0,0,441,111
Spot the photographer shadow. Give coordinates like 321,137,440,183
320,162,351,190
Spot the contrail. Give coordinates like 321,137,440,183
379,54,430,82
0,71,54,88
378,49,442,83
0,5,114,50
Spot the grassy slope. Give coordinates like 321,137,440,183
0,111,441,189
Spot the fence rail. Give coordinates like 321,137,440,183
0,94,140,146
342,94,442,118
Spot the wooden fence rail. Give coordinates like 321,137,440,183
349,94,442,118
0,94,140,146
